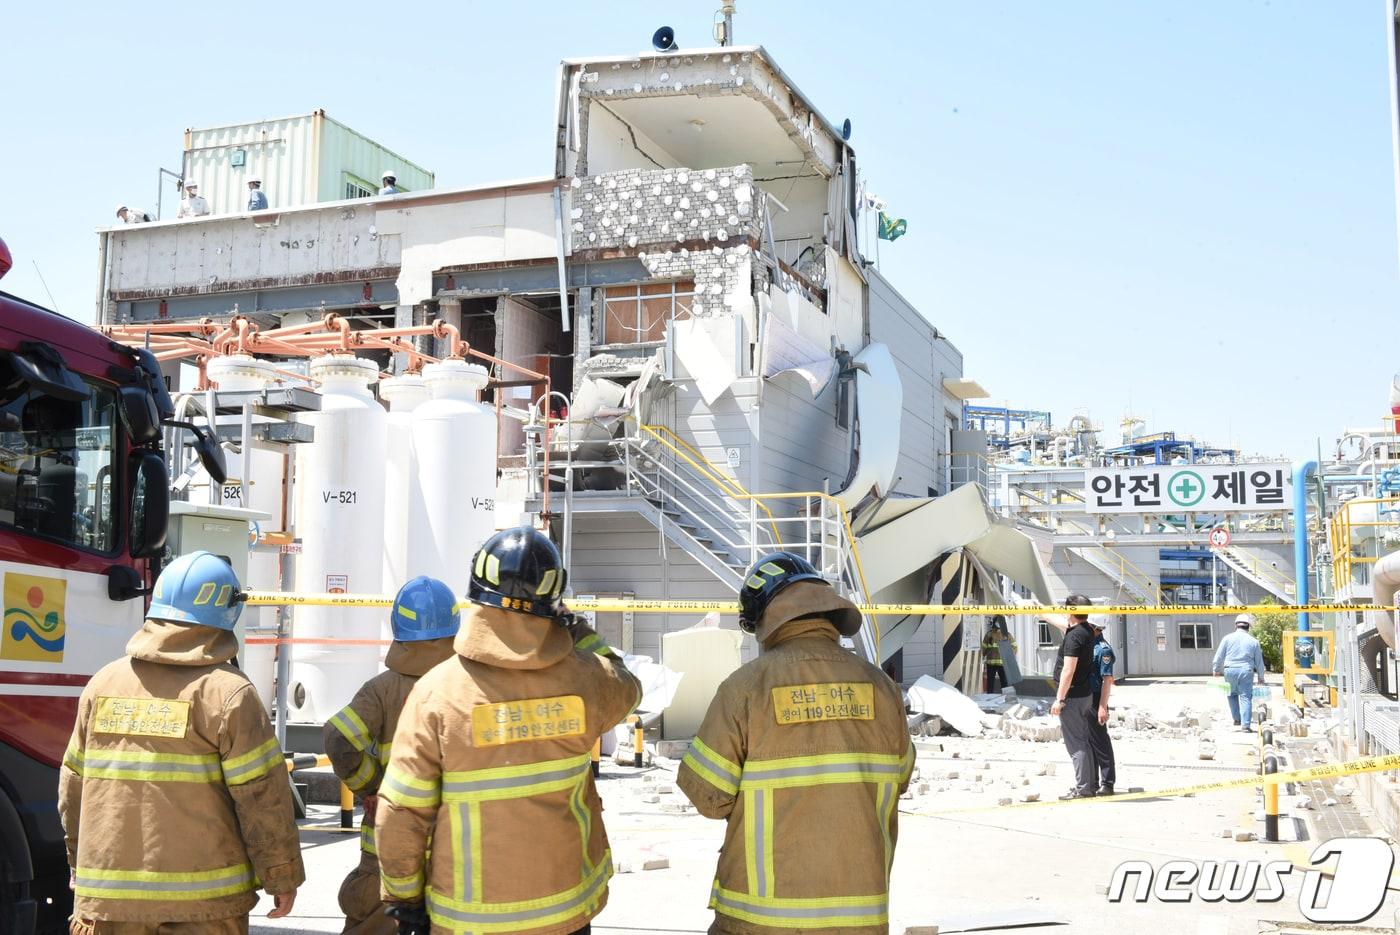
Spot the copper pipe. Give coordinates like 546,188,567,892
432,320,465,358
323,312,352,353
258,319,333,340
104,318,217,337
466,345,546,382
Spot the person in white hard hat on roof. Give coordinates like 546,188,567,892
115,204,151,224
177,180,210,218
246,176,268,211
379,170,401,195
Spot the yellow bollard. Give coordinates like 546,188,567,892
591,738,601,778
340,782,354,830
631,715,644,768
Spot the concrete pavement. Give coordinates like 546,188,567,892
252,677,1399,934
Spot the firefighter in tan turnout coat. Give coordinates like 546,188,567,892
677,551,914,935
375,526,641,935
58,551,304,934
324,575,461,933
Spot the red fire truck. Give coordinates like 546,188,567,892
0,237,202,932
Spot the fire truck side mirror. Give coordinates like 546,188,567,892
129,451,170,559
118,385,162,446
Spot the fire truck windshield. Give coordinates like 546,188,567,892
0,378,120,552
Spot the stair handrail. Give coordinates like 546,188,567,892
634,422,784,544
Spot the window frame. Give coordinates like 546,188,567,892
599,280,696,347
1177,622,1214,651
1037,620,1055,648
0,376,125,557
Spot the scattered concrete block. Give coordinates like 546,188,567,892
1094,884,1109,895
642,856,670,871
916,783,931,795
1234,830,1257,842
1294,796,1312,810
1322,797,1339,807
657,785,673,795
655,739,692,759
1044,763,1056,776
903,927,940,935
640,794,661,804
1021,792,1040,803
900,791,915,801
661,802,694,814
998,797,1014,806
1220,828,1233,838
1127,787,1144,793
978,761,991,770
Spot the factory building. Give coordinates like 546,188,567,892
97,43,1057,709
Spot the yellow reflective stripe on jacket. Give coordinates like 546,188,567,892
739,751,907,790
441,753,591,803
574,632,608,656
74,862,256,902
62,738,84,775
360,822,377,856
81,748,222,783
683,737,741,796
329,705,378,757
377,741,393,765
221,737,283,786
426,852,611,933
344,752,379,793
382,866,424,900
743,788,776,896
381,763,441,808
899,741,915,785
710,881,888,929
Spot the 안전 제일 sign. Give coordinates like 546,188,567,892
1085,463,1292,514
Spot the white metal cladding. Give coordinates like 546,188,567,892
181,112,434,217
183,114,321,216
316,114,433,201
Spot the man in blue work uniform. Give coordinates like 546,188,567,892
1212,613,1267,731
247,177,269,211
1088,617,1117,796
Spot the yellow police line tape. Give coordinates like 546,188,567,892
242,592,1397,617
909,752,1400,816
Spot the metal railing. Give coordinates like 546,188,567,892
529,417,881,660
1330,497,1400,598
1213,543,1295,600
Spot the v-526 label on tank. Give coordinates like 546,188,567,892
322,490,359,505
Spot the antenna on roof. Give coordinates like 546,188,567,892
715,1,737,46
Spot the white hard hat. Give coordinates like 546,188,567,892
247,175,261,184
381,169,396,180
115,204,128,216
1235,613,1253,628
185,180,199,190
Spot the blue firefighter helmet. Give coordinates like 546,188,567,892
391,576,461,642
146,550,244,631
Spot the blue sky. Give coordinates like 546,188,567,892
2,1,1396,458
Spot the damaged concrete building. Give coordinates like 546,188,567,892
96,44,1050,692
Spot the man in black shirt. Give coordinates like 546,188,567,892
1050,593,1101,799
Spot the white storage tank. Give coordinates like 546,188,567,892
290,355,388,722
381,374,429,608
661,626,745,739
206,354,285,711
407,360,495,597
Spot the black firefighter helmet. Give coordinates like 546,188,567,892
738,551,829,633
467,526,567,620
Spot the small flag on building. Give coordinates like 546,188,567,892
878,211,907,241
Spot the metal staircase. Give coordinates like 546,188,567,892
535,422,880,660
1067,545,1161,604
1212,544,1295,602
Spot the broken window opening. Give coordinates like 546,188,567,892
600,280,695,347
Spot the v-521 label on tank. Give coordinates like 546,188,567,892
322,490,359,505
